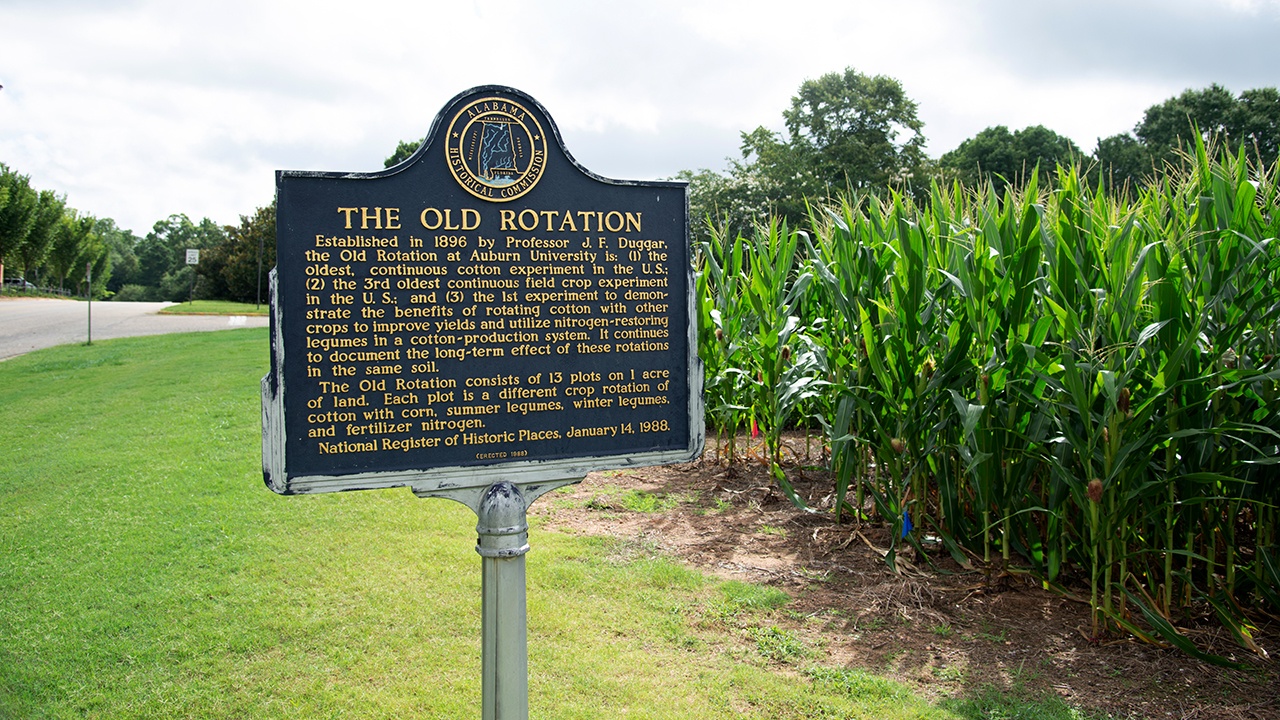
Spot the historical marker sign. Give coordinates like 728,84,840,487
263,86,703,496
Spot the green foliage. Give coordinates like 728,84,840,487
782,68,928,196
385,137,424,168
1091,83,1280,193
698,144,1280,665
750,626,808,662
15,189,65,281
678,161,778,246
159,264,198,301
1134,83,1271,167
741,219,824,504
1091,132,1153,194
130,213,227,301
697,219,754,462
940,125,1081,191
716,580,790,615
198,201,276,304
805,667,910,702
111,283,152,301
96,217,140,295
684,67,929,242
1138,83,1240,148
618,489,680,513
46,211,105,294
0,163,38,270
941,684,1115,719
1235,86,1280,164
0,161,270,302
0,165,112,297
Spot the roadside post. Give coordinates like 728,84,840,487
86,261,92,345
185,248,199,303
262,85,702,719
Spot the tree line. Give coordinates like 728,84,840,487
0,161,275,303
108,204,277,304
7,70,1272,301
0,163,107,295
672,69,1278,242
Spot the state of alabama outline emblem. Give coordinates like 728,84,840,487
445,97,547,202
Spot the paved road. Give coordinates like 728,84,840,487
0,298,271,361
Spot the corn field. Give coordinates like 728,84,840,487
696,141,1280,666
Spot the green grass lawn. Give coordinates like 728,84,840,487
0,330,1109,719
158,300,269,315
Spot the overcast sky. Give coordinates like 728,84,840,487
2,0,1277,236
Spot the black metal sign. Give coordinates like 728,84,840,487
263,86,703,495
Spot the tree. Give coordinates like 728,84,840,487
940,125,1081,191
1135,84,1280,167
130,214,226,301
46,211,96,291
677,165,775,249
781,68,928,194
732,125,828,229
199,202,276,304
683,67,930,238
1137,84,1237,156
1232,87,1280,166
17,189,66,284
0,164,37,282
385,138,424,168
1092,133,1155,194
94,218,139,294
83,239,111,299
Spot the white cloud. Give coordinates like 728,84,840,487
0,0,1276,234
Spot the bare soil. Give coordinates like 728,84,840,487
531,431,1280,720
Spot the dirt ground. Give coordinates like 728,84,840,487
531,432,1280,720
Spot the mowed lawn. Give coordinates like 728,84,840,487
0,329,1063,719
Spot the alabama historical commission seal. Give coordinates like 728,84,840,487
446,97,547,202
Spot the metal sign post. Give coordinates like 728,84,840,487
86,261,92,345
409,474,578,720
477,483,530,720
185,248,199,303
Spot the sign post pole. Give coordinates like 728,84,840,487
85,261,92,345
185,248,199,303
476,481,531,720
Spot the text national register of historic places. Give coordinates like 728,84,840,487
262,86,704,497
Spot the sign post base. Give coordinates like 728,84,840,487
417,477,579,719
477,482,530,720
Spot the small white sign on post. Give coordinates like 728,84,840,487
185,249,200,265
